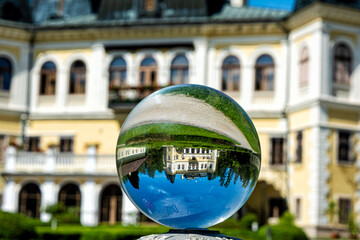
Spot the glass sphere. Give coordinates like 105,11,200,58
116,84,261,229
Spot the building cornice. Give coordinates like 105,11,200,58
287,2,360,30
29,111,116,120
0,25,31,42
287,96,360,114
34,22,286,43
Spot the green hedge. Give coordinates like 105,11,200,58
258,224,309,240
258,212,309,240
0,211,38,240
36,224,169,240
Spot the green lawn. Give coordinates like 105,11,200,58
118,122,245,150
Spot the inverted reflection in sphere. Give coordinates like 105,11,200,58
116,84,261,229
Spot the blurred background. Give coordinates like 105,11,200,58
0,0,359,239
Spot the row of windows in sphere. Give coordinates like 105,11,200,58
0,42,353,95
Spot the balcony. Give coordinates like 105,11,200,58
3,146,116,175
108,85,163,111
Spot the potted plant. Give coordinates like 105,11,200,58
326,201,340,238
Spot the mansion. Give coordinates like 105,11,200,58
0,0,360,238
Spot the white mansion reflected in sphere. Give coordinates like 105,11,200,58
116,84,261,229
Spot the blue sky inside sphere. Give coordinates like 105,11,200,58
248,0,296,11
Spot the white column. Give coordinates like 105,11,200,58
40,180,57,222
241,63,253,107
86,146,97,174
122,193,139,225
277,39,289,108
320,24,330,97
56,69,67,111
308,125,330,226
11,45,28,108
90,43,106,111
80,180,98,226
157,53,168,87
353,32,360,101
206,44,216,89
45,148,56,173
2,179,17,213
4,146,16,173
194,38,208,85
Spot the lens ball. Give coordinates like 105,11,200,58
116,84,261,229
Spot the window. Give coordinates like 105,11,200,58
338,131,354,163
295,131,303,163
58,183,81,216
338,198,351,224
69,60,86,94
58,0,65,16
270,137,285,165
0,57,12,92
60,137,73,153
333,43,352,86
299,47,309,88
145,0,156,11
18,183,41,218
295,198,301,219
170,55,189,85
139,56,157,87
222,55,240,91
269,198,286,218
25,137,40,152
100,184,122,224
255,54,274,91
40,61,56,95
109,57,126,89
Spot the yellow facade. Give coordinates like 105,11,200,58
0,115,21,135
328,109,359,127
28,119,121,154
35,49,93,64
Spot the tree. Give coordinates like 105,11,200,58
44,202,65,230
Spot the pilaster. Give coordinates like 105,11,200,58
4,146,16,173
194,39,208,85
1,179,18,213
56,69,67,111
86,146,97,174
80,180,99,226
40,180,57,222
89,43,106,111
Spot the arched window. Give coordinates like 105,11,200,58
100,184,122,224
69,60,86,94
109,57,126,89
255,54,274,91
139,56,157,87
58,183,81,214
222,55,240,91
170,54,189,85
0,57,12,91
40,61,56,95
299,47,309,88
18,183,41,218
333,43,352,86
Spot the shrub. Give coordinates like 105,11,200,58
0,211,37,240
258,212,308,240
80,231,117,240
238,213,258,230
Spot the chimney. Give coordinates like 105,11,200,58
230,0,248,7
